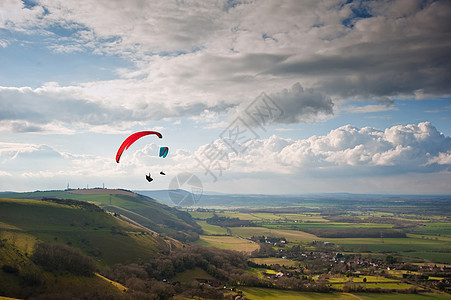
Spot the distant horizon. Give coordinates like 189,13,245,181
2,187,450,197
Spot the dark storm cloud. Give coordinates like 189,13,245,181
239,82,334,126
267,36,451,97
269,82,334,123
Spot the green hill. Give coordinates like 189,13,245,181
0,197,169,266
0,196,173,299
2,189,202,242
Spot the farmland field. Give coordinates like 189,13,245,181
240,287,356,299
197,220,229,235
193,235,259,253
249,257,300,267
215,211,263,221
409,222,451,236
229,227,318,242
354,293,450,299
399,252,451,264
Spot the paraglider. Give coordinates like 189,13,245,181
116,131,162,163
116,130,169,182
146,173,153,182
159,146,169,158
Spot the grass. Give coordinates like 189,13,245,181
239,287,356,299
332,282,414,290
249,257,300,268
192,235,259,253
399,252,451,264
275,213,328,222
196,220,229,235
331,236,450,253
250,213,286,220
215,211,263,221
38,272,125,298
410,222,451,236
229,227,318,242
354,294,451,300
263,222,394,229
95,273,128,293
2,190,202,242
331,276,399,283
187,211,216,219
0,197,162,265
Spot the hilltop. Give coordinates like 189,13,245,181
0,189,205,299
2,188,202,242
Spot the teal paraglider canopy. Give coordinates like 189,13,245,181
159,146,169,158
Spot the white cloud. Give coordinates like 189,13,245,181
427,151,451,166
191,122,451,176
0,170,12,177
0,122,449,193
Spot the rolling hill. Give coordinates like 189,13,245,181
0,189,205,299
0,196,166,299
2,188,202,242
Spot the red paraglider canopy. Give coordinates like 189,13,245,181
116,131,162,163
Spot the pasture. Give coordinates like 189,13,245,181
193,235,259,254
239,287,356,299
354,294,451,300
197,220,229,235
229,227,318,242
249,257,300,268
0,197,162,265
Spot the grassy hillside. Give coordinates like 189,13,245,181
2,189,202,242
0,197,167,265
0,196,174,299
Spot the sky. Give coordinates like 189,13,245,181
0,0,450,195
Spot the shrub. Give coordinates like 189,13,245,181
1,264,19,274
31,242,96,276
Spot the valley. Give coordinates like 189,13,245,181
0,189,449,299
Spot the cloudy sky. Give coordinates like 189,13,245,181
1,0,450,195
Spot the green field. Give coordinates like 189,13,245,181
229,226,318,242
250,213,286,220
215,211,263,221
187,210,216,219
399,251,451,264
249,257,300,268
327,275,399,283
196,220,229,235
409,222,451,236
355,293,451,300
192,235,260,253
276,213,328,222
240,287,356,299
332,282,415,290
263,222,394,229
331,236,450,254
